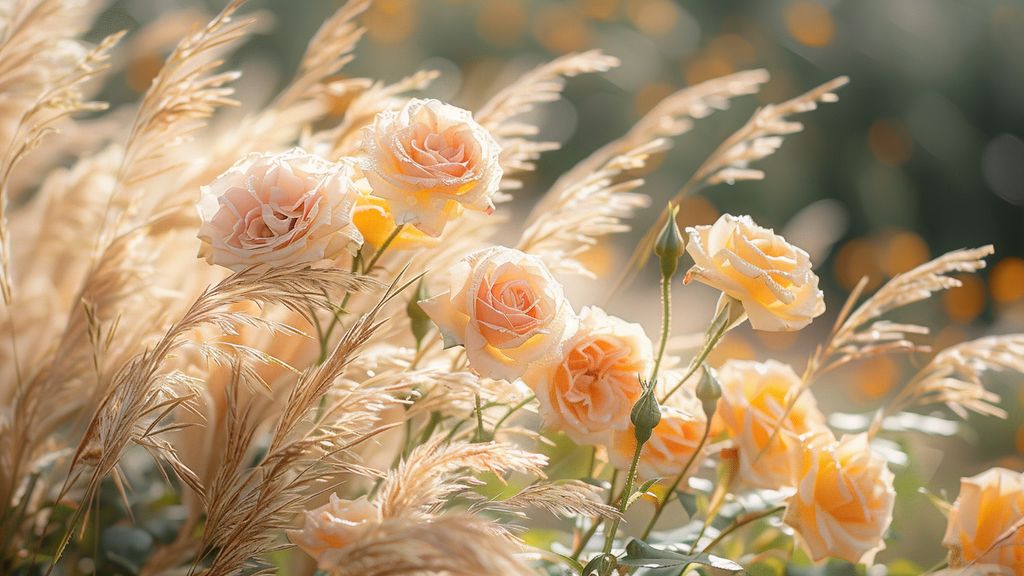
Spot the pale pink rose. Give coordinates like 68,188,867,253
287,494,379,568
362,98,501,237
716,359,829,489
685,214,825,331
524,306,652,445
197,148,362,271
419,246,576,381
943,468,1024,573
784,433,896,565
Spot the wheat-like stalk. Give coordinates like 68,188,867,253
475,50,620,195
618,76,849,293
376,437,546,519
0,30,122,303
811,245,995,378
868,334,1024,436
472,479,622,521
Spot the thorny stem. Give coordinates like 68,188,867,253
649,274,672,382
661,304,731,403
473,393,485,442
688,504,786,567
491,394,535,436
319,224,405,362
601,438,645,555
641,418,712,539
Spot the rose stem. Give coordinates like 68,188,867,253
677,505,785,575
640,418,712,539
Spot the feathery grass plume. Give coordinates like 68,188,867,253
273,0,371,110
317,513,535,575
376,437,547,518
809,245,995,378
43,265,373,566
0,30,122,303
517,70,770,277
102,0,252,233
869,334,1024,435
618,76,849,293
475,50,620,194
196,272,415,576
472,479,622,522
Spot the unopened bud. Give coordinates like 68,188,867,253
654,204,685,280
631,380,662,445
695,364,722,418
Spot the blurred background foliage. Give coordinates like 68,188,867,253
79,0,1024,569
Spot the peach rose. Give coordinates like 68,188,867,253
197,148,362,271
943,468,1024,573
362,98,501,237
608,392,707,480
287,494,379,567
524,306,651,445
351,177,440,251
784,433,896,564
716,359,829,489
684,214,825,331
419,246,576,381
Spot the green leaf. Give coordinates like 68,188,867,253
620,538,745,573
626,478,661,509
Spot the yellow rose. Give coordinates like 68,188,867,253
784,433,896,564
351,178,440,250
524,306,651,445
287,494,379,568
362,98,502,237
684,214,825,331
943,467,1024,573
608,392,707,480
716,359,828,489
197,148,363,271
419,246,577,381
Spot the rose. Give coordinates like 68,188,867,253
362,98,502,237
351,177,440,250
943,467,1024,573
197,148,362,271
523,306,651,445
419,246,576,381
608,393,707,480
784,433,896,564
716,359,829,489
287,494,379,567
684,214,825,331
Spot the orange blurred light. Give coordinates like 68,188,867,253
366,0,417,44
784,0,835,48
674,196,720,230
868,119,914,167
708,334,756,365
684,53,735,86
942,274,987,324
854,356,898,401
880,230,930,277
634,82,675,116
834,238,883,292
477,0,528,46
578,0,621,21
534,5,592,53
626,0,679,37
990,257,1024,304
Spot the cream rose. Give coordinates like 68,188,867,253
524,306,652,445
419,246,576,381
684,214,825,331
197,148,362,271
716,360,829,489
943,468,1024,573
287,494,379,568
362,98,502,237
784,433,896,565
608,392,707,480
